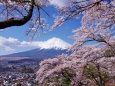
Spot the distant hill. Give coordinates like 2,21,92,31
7,58,36,64
0,48,69,60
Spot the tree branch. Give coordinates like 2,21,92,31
0,0,34,29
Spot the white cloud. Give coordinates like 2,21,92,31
0,36,20,46
49,0,68,8
0,36,20,52
0,36,71,54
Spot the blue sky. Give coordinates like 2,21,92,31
0,1,81,55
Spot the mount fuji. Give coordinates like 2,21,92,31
0,37,72,61
30,37,71,50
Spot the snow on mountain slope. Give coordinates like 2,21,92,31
38,37,71,49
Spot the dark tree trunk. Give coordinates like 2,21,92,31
0,0,34,29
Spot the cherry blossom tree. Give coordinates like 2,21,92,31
0,0,114,85
52,0,115,29
0,0,50,39
0,0,49,32
36,0,115,86
36,46,115,86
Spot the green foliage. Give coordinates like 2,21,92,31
84,64,98,79
62,68,76,78
84,64,111,86
62,78,71,86
104,49,115,57
16,83,22,86
84,64,110,80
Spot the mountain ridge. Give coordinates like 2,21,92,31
0,37,71,61
0,48,69,60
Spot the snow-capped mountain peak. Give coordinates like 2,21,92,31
39,37,71,49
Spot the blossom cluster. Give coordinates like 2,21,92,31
36,0,115,86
